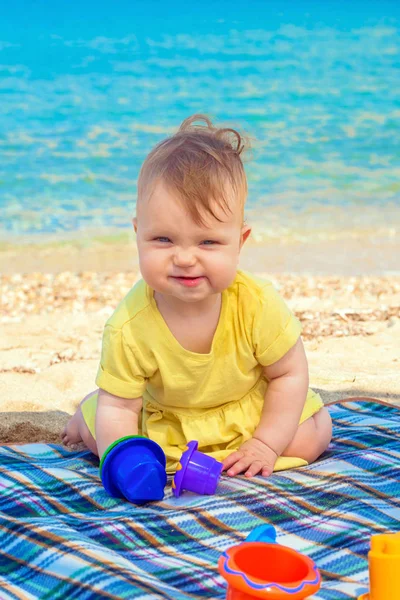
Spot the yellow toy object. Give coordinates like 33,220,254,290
358,532,400,600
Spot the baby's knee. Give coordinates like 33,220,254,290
305,408,332,462
315,406,332,448
78,406,99,456
283,407,332,464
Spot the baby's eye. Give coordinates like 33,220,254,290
154,237,172,243
201,240,218,245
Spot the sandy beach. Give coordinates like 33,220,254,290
1,238,399,446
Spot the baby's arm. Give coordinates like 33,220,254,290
253,337,309,457
95,388,143,459
223,337,309,477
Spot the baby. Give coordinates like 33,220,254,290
62,114,332,478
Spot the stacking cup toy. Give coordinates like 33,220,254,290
358,532,400,600
245,524,277,544
218,541,321,599
173,440,223,497
100,435,167,504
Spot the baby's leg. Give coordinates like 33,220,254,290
62,391,99,456
281,406,332,463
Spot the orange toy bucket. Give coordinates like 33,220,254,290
218,542,321,599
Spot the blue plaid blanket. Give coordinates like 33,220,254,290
0,400,399,599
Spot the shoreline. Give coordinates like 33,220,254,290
1,230,399,276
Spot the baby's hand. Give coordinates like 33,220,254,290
222,437,278,478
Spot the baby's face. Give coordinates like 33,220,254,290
134,180,250,303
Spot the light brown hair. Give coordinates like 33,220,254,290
137,114,248,225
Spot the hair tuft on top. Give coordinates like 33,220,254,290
178,114,246,156
137,114,249,225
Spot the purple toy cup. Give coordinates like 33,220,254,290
173,440,223,497
100,436,167,504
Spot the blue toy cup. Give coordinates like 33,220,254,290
100,436,167,504
245,524,277,544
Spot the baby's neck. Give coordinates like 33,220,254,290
154,291,221,320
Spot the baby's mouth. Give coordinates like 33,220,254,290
171,275,205,287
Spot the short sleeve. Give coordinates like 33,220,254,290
253,283,302,366
95,324,148,398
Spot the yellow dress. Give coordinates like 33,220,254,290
81,270,323,473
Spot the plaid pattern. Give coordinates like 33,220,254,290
0,400,399,599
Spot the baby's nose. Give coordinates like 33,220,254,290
173,248,196,266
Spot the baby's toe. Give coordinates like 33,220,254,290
62,436,77,450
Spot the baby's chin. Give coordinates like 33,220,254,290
153,280,223,303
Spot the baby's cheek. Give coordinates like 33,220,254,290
208,254,238,289
139,252,163,283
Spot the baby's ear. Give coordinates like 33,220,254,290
240,224,252,248
132,217,138,233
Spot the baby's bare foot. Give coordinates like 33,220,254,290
62,411,83,449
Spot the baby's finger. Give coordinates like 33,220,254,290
226,456,253,476
244,460,264,478
222,451,244,471
261,465,274,477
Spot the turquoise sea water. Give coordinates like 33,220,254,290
1,1,399,240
